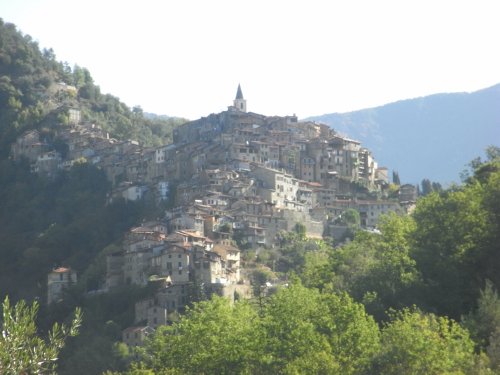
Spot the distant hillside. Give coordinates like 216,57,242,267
0,18,187,156
307,84,500,184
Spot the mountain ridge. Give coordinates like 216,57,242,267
306,84,500,185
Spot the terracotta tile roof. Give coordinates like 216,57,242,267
52,267,71,273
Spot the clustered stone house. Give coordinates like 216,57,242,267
11,85,411,228
110,221,248,347
17,85,416,345
107,222,242,290
11,85,410,242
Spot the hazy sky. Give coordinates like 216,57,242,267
1,0,499,119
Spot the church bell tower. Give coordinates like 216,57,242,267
233,84,247,112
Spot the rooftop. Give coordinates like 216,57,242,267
51,267,71,273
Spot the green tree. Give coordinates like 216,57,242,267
300,248,332,289
387,183,400,199
464,281,500,350
136,296,260,375
277,236,326,275
485,146,500,161
293,222,306,240
320,291,381,374
421,178,433,196
431,181,442,193
340,208,361,227
469,159,500,292
259,283,336,373
260,282,380,374
487,328,500,372
0,296,82,374
392,170,401,185
128,283,380,375
328,213,420,319
412,182,493,318
372,308,477,375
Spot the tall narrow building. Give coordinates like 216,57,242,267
47,267,77,304
233,84,247,112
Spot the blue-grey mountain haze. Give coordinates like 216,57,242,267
306,84,500,185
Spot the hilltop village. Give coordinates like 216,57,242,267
12,85,417,345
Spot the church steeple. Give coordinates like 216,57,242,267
233,84,247,112
235,84,244,100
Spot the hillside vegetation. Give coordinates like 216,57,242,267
0,18,188,300
0,18,187,158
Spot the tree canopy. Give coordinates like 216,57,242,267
372,308,477,375
121,282,490,374
128,283,380,375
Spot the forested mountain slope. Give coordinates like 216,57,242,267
0,18,186,157
0,19,184,300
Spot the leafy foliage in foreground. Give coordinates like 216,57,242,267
131,283,380,375
373,309,477,375
120,283,482,375
0,296,81,374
